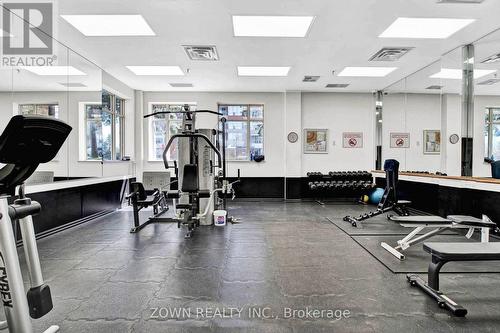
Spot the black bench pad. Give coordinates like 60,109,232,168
447,215,496,228
423,242,500,261
137,195,157,205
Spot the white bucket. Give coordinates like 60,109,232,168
213,210,227,226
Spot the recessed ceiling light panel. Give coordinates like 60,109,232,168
233,16,314,37
430,68,496,79
126,66,184,76
183,45,219,61
338,67,397,77
237,66,290,76
22,66,86,76
60,15,155,36
379,17,475,39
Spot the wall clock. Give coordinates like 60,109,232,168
287,131,298,143
449,134,460,144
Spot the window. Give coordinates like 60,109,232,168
485,108,500,160
85,91,125,161
218,104,264,161
149,103,192,161
19,103,59,118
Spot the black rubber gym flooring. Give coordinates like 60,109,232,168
3,201,500,332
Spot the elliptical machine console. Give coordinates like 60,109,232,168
0,115,72,333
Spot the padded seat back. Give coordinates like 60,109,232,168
492,160,500,179
130,182,147,201
182,164,199,192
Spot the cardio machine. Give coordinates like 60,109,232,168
130,105,239,238
343,159,411,227
0,115,72,333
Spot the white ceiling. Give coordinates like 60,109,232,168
6,0,500,93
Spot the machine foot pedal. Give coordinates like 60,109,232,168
27,284,54,319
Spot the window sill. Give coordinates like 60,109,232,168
78,160,132,163
227,160,265,163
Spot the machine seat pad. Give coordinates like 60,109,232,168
167,190,180,199
389,215,450,223
137,195,157,206
176,204,192,210
198,190,211,198
447,215,497,228
397,200,412,205
423,242,500,261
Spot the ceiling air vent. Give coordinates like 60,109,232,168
59,82,86,87
325,83,349,88
169,83,193,88
481,53,500,64
183,45,219,61
437,0,484,3
426,85,443,90
303,76,320,82
369,47,413,61
477,78,500,85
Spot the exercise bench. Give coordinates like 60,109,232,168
408,239,500,317
128,172,172,233
382,215,496,260
343,159,411,227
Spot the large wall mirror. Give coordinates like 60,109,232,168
380,38,500,179
0,8,105,185
473,30,500,177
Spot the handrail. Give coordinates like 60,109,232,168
162,133,222,170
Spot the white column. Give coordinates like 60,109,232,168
441,94,462,176
134,90,144,180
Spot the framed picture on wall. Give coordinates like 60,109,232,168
342,132,363,148
390,132,410,148
304,129,328,154
423,130,441,154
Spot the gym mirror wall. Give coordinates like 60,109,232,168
383,38,500,179
383,59,447,175
0,7,105,184
473,29,500,177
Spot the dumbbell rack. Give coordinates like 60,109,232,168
306,171,374,205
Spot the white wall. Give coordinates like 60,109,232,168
285,91,302,178
3,85,496,191
440,94,462,176
301,93,375,175
142,91,286,177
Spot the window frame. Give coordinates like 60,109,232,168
18,103,59,118
218,103,265,162
485,107,500,160
147,102,196,162
84,91,125,161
